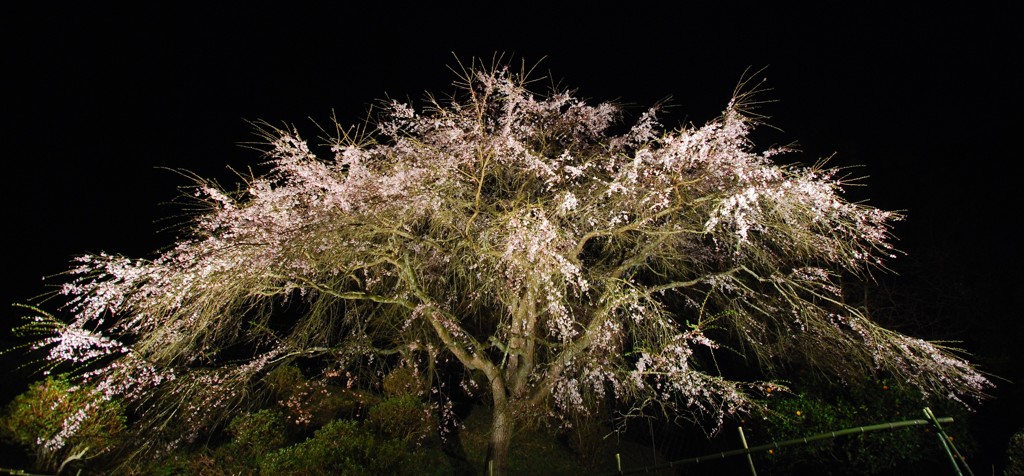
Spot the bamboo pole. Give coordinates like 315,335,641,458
0,469,54,476
599,416,955,476
924,407,974,476
738,426,757,476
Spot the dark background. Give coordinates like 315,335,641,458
2,2,1020,473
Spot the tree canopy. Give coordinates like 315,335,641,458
12,59,990,474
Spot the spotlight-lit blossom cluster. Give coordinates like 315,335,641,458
18,63,989,467
38,324,127,364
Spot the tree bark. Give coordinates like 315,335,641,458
485,395,514,476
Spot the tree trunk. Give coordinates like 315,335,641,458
485,399,514,476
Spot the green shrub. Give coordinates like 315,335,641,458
382,366,425,397
264,365,379,428
1005,429,1024,476
124,410,290,476
226,409,288,455
258,418,451,475
222,408,290,470
743,378,974,475
130,450,237,476
262,365,307,400
0,375,125,472
366,394,435,443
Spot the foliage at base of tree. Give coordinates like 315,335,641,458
0,366,458,475
742,377,975,475
1005,429,1024,476
256,418,452,476
0,377,663,475
0,375,125,473
225,409,289,464
0,370,985,475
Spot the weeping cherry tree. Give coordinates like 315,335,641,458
12,60,990,474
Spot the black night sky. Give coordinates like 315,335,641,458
2,2,1021,472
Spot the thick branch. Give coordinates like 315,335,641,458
395,253,502,384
